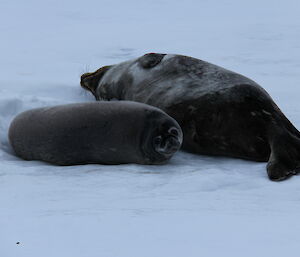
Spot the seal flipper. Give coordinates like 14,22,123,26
138,53,166,69
267,130,300,181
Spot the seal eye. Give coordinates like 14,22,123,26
153,136,162,146
168,127,179,137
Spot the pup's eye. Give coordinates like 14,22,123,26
154,136,162,145
169,128,179,136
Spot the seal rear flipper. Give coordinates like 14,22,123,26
267,131,300,181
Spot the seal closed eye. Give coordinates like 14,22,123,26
81,53,300,181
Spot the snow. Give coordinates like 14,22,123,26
1,0,300,256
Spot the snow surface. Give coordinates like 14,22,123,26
1,0,300,256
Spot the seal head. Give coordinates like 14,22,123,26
141,110,183,164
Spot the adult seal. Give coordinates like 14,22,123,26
9,101,182,165
81,53,300,181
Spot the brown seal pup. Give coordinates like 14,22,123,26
9,101,182,165
81,53,300,181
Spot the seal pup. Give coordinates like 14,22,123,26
9,101,182,165
81,53,300,181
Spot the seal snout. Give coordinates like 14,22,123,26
153,127,182,155
80,73,93,90
80,65,112,94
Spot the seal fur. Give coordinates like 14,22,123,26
81,53,300,181
9,101,182,165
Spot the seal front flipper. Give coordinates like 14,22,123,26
267,129,300,181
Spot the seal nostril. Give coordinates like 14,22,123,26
153,134,181,155
81,74,87,81
81,73,93,85
80,75,88,87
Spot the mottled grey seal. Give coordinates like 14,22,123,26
9,101,182,165
81,53,300,181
